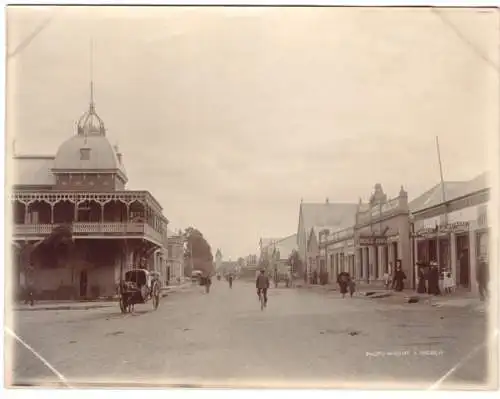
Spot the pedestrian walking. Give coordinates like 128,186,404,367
348,278,356,298
391,260,406,292
427,262,441,295
417,263,427,294
476,256,489,301
337,271,350,299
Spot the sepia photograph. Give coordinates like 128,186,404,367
3,4,499,391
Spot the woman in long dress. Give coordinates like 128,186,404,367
417,264,427,293
337,272,350,298
392,260,406,292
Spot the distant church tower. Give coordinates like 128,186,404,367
215,249,223,272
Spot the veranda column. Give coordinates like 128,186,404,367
379,246,386,277
362,247,369,283
24,202,29,224
388,244,394,273
469,230,478,295
368,246,376,281
450,232,457,282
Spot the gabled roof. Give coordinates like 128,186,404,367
273,234,297,260
260,237,280,248
12,155,56,187
300,202,358,236
409,172,489,213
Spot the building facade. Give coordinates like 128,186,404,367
354,184,412,284
317,184,411,285
412,181,490,294
297,200,358,276
166,229,185,285
319,226,356,283
10,85,169,299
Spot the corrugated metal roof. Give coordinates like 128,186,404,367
12,156,56,186
409,172,489,213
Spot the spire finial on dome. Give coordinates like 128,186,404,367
77,38,106,137
89,37,95,112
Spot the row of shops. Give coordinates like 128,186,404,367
310,179,490,294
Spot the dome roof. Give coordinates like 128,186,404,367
52,80,127,181
53,134,127,180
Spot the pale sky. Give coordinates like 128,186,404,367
7,6,499,259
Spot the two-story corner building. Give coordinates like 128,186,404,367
410,172,490,294
166,229,185,284
10,86,169,300
354,184,412,285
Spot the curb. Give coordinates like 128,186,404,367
14,304,114,312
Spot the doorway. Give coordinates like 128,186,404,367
456,234,470,288
392,242,399,264
79,270,88,298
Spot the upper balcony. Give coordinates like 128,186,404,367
12,222,163,245
9,190,168,246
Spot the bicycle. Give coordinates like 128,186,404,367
258,290,267,311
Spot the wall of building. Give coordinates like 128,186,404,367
413,200,490,295
55,173,116,191
355,213,411,284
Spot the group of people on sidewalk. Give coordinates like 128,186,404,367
416,261,443,295
414,256,489,301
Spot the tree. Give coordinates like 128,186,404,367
183,227,214,277
30,224,75,269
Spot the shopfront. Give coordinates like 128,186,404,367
320,227,355,282
412,187,490,294
355,184,412,284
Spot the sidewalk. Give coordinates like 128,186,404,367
297,281,485,310
13,300,115,312
13,282,194,311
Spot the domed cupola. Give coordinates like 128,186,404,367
77,84,106,137
52,77,128,190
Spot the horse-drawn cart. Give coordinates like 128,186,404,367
119,269,160,313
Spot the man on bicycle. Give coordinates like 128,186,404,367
256,269,270,306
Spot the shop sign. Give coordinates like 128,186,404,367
447,206,476,224
346,239,355,247
359,236,387,246
439,221,469,234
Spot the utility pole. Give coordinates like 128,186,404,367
435,136,448,273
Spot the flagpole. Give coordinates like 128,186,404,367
435,136,448,274
436,136,447,209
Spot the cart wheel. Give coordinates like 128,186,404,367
119,296,128,314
